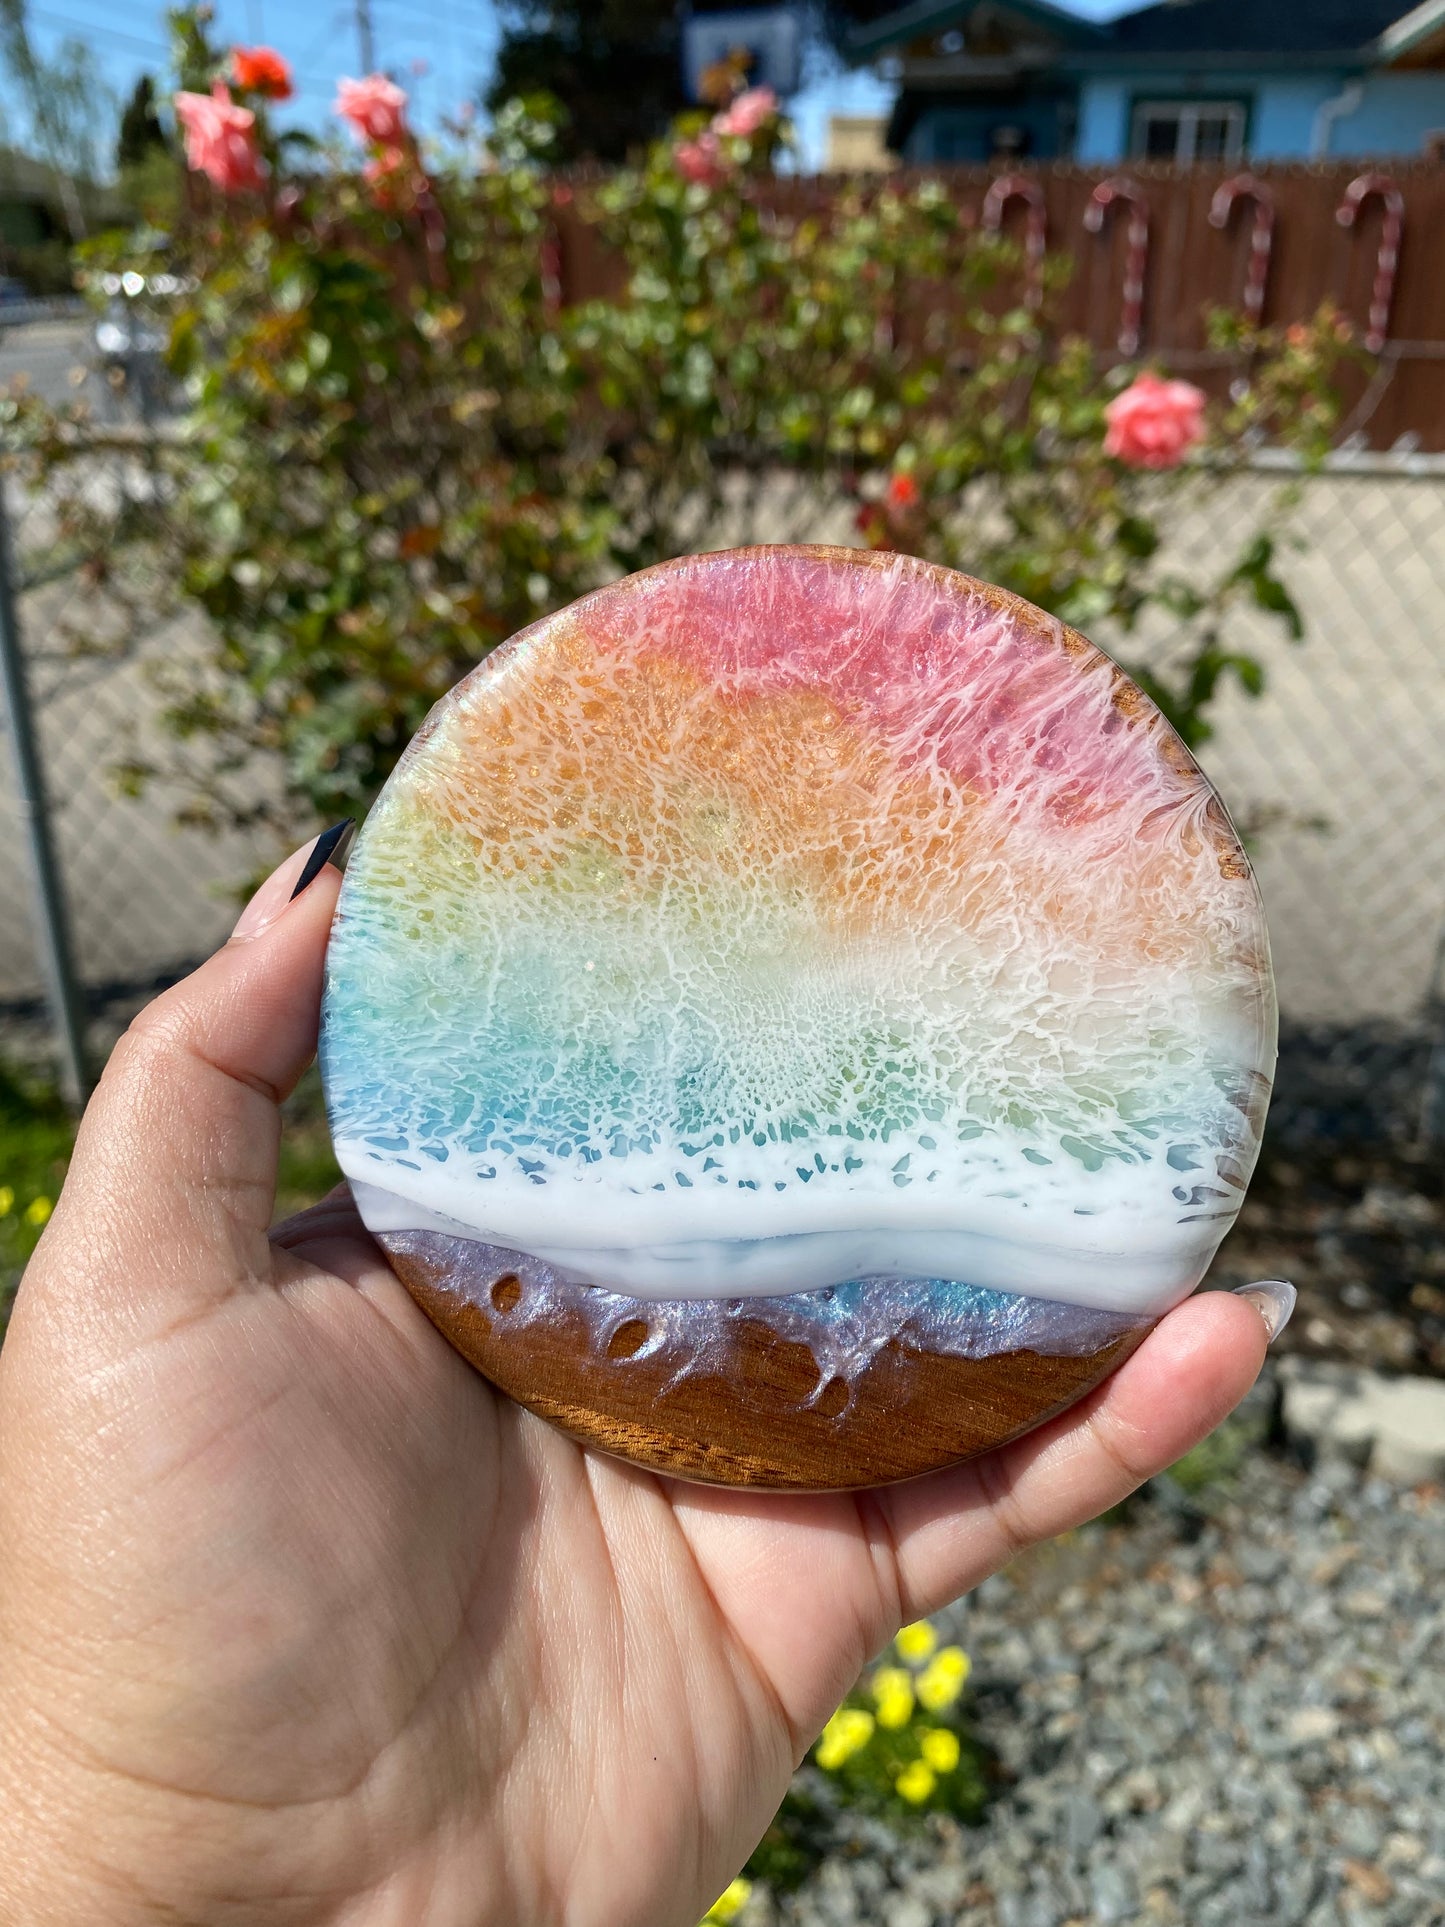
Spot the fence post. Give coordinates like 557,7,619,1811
0,477,90,1107
1423,918,1445,1147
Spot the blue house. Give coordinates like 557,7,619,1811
850,0,1445,165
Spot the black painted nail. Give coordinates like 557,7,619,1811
290,818,356,901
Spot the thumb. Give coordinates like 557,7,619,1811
21,823,353,1344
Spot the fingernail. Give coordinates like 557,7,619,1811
288,819,357,900
1232,1279,1297,1344
231,820,355,941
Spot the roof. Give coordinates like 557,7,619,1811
1366,0,1445,63
848,0,1104,58
1107,0,1415,59
851,0,1437,65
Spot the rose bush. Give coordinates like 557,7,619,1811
4,5,1352,839
172,82,264,194
335,73,409,146
1104,373,1207,469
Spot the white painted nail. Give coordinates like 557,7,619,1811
1232,1280,1297,1344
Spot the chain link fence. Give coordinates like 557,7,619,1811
0,323,279,1082
2,323,1444,1148
1158,461,1445,1150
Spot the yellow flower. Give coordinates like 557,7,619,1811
895,1760,937,1805
23,1195,52,1227
704,1877,752,1924
870,1665,915,1729
0,1185,13,1217
916,1646,971,1712
815,1706,875,1770
895,1619,938,1665
920,1726,961,1773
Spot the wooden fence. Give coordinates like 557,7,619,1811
552,161,1445,451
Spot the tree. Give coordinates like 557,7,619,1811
0,0,112,239
117,74,168,173
485,0,684,160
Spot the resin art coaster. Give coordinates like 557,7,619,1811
320,546,1275,1489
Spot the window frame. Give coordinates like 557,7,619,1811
1128,94,1250,164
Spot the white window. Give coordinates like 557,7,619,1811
1131,99,1247,163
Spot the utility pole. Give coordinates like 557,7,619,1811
355,0,376,72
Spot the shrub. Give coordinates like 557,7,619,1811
5,6,1352,842
0,1065,71,1324
720,1618,990,1909
808,1622,987,1821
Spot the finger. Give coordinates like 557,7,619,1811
25,826,352,1337
269,1180,368,1252
268,1183,445,1346
271,1184,408,1304
877,1289,1269,1621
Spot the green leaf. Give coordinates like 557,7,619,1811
1251,573,1304,640
1116,513,1159,560
1230,532,1273,578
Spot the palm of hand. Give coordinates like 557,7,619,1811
5,1188,899,1926
0,865,1265,1927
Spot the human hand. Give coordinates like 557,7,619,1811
0,831,1281,1927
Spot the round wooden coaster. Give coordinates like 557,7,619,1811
321,546,1274,1489
383,1232,1154,1490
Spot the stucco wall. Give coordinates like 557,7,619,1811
1075,68,1445,163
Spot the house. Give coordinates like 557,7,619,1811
0,147,128,255
826,115,899,170
848,0,1445,165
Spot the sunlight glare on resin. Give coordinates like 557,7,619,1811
320,547,1275,1487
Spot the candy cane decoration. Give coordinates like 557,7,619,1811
1209,173,1275,327
541,227,563,322
1084,177,1150,355
1336,173,1404,353
982,174,1047,309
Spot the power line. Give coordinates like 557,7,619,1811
368,0,499,41
28,3,341,93
24,7,169,56
296,8,346,62
370,0,495,21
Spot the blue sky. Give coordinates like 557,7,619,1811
16,0,1136,172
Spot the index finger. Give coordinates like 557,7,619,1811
875,1288,1270,1622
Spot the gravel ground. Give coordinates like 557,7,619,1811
1210,1143,1444,1380
749,1379,1445,1927
1201,1024,1445,1382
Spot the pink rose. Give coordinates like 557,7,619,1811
335,73,408,145
715,85,776,139
1103,373,1206,469
674,131,725,187
173,83,265,194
